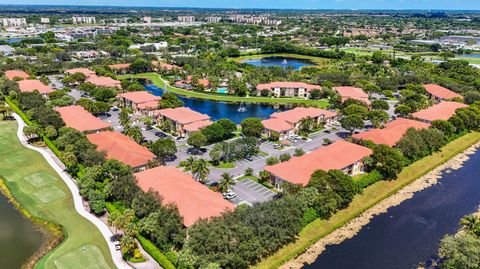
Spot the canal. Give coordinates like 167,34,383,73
145,84,290,123
304,149,480,269
0,193,43,269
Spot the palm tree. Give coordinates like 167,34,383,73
184,156,196,171
192,158,210,183
299,117,314,132
460,214,480,236
125,126,143,143
119,109,130,127
218,173,236,193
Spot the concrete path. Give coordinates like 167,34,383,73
13,113,132,269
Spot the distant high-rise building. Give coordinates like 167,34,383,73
0,18,27,27
72,16,96,24
177,16,195,23
40,17,50,24
206,17,222,23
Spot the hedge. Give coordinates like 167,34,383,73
136,235,176,269
355,170,384,189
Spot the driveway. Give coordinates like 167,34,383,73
231,178,276,204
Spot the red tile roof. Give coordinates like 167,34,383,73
265,141,372,186
5,70,29,80
152,61,181,70
257,81,321,92
137,100,160,110
352,118,430,147
411,101,468,122
108,63,131,70
55,105,111,132
135,166,234,227
87,131,155,168
65,68,96,78
17,79,54,95
333,86,371,105
86,76,121,88
423,84,463,100
183,120,213,132
155,107,210,125
117,91,161,105
271,107,337,125
198,79,210,88
261,118,294,132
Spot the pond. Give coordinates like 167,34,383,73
0,193,43,269
240,56,316,70
304,149,480,269
145,84,290,123
457,53,480,58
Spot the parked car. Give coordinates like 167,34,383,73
114,242,121,251
187,147,205,155
111,106,119,111
155,131,167,138
273,144,282,149
176,137,186,142
223,190,237,200
245,155,254,161
272,193,283,200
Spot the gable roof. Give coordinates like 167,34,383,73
87,131,155,168
135,166,235,227
411,101,468,122
86,76,121,88
17,79,54,95
5,70,29,81
352,118,430,147
423,84,463,100
183,120,213,132
108,63,131,70
155,107,210,125
261,118,294,132
65,68,96,78
333,86,371,105
270,107,337,125
54,105,111,132
117,91,161,105
264,140,372,186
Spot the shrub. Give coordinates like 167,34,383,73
265,156,279,166
354,170,384,189
136,235,176,269
245,167,253,176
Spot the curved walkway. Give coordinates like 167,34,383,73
13,113,132,269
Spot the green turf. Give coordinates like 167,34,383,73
53,245,111,269
0,121,115,269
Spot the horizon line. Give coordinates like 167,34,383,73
0,4,479,11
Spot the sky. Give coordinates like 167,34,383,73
0,0,478,10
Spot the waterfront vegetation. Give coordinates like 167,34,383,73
0,121,115,269
231,53,332,67
119,73,330,107
253,131,480,269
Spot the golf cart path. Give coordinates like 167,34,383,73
13,113,132,269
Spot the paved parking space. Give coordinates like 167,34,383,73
235,155,264,166
231,178,276,204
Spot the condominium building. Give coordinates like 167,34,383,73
206,16,222,23
177,16,195,23
0,18,27,27
72,16,96,24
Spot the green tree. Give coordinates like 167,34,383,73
371,145,405,179
240,117,264,137
431,120,456,138
188,131,208,149
266,156,279,166
371,99,389,110
438,233,480,269
340,115,364,133
159,92,184,109
279,153,291,162
367,110,389,128
394,104,412,117
150,138,177,163
192,158,210,183
125,125,143,143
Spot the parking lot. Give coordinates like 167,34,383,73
231,178,276,204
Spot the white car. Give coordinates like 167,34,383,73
223,190,237,200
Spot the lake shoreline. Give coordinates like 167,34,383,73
282,141,480,269
0,177,63,269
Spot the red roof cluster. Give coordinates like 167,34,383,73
5,70,29,81
55,105,111,132
17,79,54,95
412,101,468,122
263,107,337,133
333,86,371,105
152,61,181,71
135,166,234,227
261,118,294,132
352,118,430,147
256,82,321,92
423,84,463,100
87,131,155,168
265,141,372,186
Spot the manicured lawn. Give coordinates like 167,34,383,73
210,161,236,169
253,131,480,269
119,73,330,108
0,121,115,269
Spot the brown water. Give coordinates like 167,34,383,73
0,193,43,269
